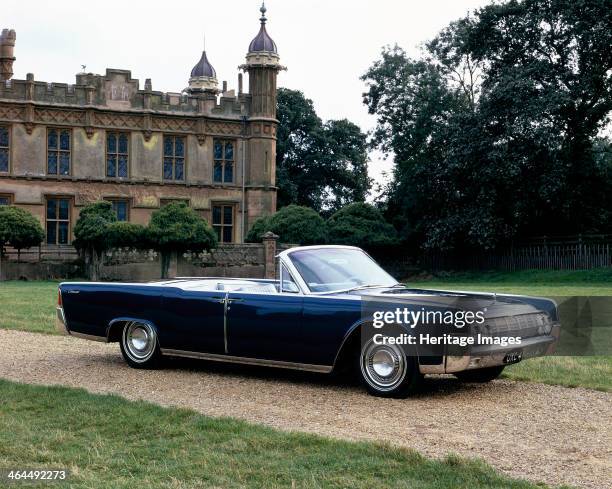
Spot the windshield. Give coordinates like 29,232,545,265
289,248,398,293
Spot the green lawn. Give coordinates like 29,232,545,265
408,269,612,392
0,281,59,334
0,272,610,391
0,379,558,489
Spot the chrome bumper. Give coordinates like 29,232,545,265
55,306,69,335
420,324,560,374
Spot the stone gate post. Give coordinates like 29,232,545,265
262,231,279,279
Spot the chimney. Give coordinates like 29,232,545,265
0,29,16,81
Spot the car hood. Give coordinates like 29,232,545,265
344,286,557,319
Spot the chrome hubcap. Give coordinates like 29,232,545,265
361,340,406,391
372,350,396,377
123,322,156,362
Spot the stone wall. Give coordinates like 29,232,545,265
100,245,267,282
0,241,289,282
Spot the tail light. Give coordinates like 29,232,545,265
58,289,63,307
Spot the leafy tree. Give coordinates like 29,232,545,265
73,202,118,280
147,202,217,278
327,202,398,249
246,205,326,245
0,206,45,279
245,215,272,244
363,0,612,250
74,202,152,280
107,222,149,250
276,88,370,214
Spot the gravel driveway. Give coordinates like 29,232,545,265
0,329,610,489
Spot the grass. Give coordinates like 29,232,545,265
0,272,610,391
406,268,612,296
0,280,59,334
0,379,557,489
408,268,612,392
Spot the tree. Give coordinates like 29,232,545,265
147,202,217,278
0,206,45,279
246,205,326,245
276,88,371,215
73,202,118,280
107,222,149,250
74,202,151,280
327,202,398,249
363,0,612,250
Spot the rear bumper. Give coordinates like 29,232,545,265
55,306,69,335
420,323,560,374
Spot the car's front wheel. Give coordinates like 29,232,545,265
120,321,162,369
358,339,422,398
455,366,505,383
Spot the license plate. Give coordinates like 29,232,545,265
503,351,523,364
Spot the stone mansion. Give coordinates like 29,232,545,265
0,4,283,245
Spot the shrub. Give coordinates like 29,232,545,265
107,222,148,250
0,206,45,277
246,205,326,245
245,216,272,243
73,202,118,280
327,202,398,249
147,202,217,278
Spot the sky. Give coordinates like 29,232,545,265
3,0,492,189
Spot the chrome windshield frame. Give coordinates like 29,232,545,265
278,245,399,296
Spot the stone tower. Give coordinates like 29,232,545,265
0,29,16,81
242,2,284,191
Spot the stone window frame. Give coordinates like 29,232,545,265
0,193,13,206
45,195,73,245
162,134,187,182
105,131,130,179
46,127,72,176
0,124,10,174
211,202,236,244
213,139,236,184
104,197,131,222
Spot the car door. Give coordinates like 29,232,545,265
225,267,307,363
225,291,305,362
160,288,226,354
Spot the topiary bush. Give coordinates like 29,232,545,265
246,205,326,245
107,222,149,250
245,216,272,243
147,202,217,278
327,202,398,249
0,206,45,277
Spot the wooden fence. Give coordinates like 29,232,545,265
422,235,612,271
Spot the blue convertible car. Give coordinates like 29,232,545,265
56,246,560,397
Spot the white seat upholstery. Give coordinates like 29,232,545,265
235,283,278,294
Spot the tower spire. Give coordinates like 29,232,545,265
260,2,267,24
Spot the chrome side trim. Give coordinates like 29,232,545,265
70,332,108,343
160,349,333,374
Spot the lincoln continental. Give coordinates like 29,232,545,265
56,246,560,397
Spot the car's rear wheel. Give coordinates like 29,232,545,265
358,339,422,398
120,321,161,369
455,366,505,383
